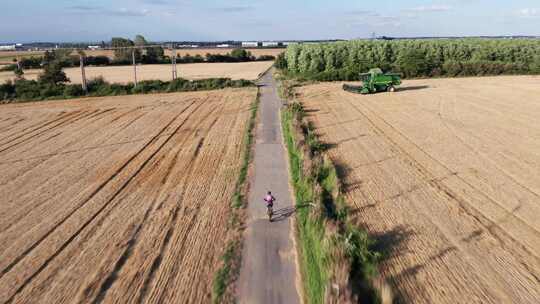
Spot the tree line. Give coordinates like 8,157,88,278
0,34,259,103
280,39,540,80
1,35,275,72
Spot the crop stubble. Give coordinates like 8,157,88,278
0,88,257,303
296,76,540,303
0,61,274,84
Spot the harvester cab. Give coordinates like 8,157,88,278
343,68,401,94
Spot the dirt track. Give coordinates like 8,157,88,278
0,88,256,303
296,76,540,303
0,61,274,84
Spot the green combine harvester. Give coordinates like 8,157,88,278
343,68,401,94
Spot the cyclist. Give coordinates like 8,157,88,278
263,191,276,221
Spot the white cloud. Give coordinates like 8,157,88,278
518,8,539,18
67,5,150,17
406,5,452,12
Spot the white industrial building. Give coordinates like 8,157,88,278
242,41,259,47
262,41,279,47
0,45,17,51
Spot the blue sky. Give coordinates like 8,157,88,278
1,0,540,42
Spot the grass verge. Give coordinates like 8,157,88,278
211,89,260,304
281,89,390,303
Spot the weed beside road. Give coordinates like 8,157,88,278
281,98,388,303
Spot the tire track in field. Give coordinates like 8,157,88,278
136,107,224,304
88,99,223,304
0,118,26,133
345,98,540,261
0,110,149,233
0,110,100,155
0,111,83,145
433,92,540,200
365,97,540,241
90,205,154,304
311,91,539,302
0,108,145,169
0,101,197,279
2,99,207,303
15,109,117,154
23,98,219,304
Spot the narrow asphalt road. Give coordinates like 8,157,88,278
238,70,301,304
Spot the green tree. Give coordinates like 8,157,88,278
230,48,252,61
134,35,148,47
395,48,427,78
38,61,69,84
14,65,24,79
275,53,287,69
111,37,139,63
145,46,165,64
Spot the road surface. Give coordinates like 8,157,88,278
238,71,301,303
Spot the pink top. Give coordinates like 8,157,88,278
264,194,275,203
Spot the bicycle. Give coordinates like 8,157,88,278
264,191,276,222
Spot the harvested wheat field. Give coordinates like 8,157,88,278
0,48,283,64
0,61,273,84
296,76,540,303
0,87,257,303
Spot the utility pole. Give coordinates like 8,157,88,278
80,54,88,93
132,49,138,87
171,48,177,80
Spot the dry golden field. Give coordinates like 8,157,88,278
296,76,540,303
0,51,44,64
0,48,284,64
0,61,274,84
0,88,257,303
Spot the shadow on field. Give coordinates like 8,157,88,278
397,85,430,92
370,225,415,258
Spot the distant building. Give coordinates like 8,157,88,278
0,45,17,51
262,41,279,47
216,44,230,48
242,41,259,48
88,45,101,50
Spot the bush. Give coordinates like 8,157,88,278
256,55,276,61
275,53,288,69
87,76,108,91
63,84,84,97
2,75,253,103
40,83,64,98
167,78,190,91
0,81,15,101
131,80,165,94
85,56,111,66
19,57,43,69
14,79,42,100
